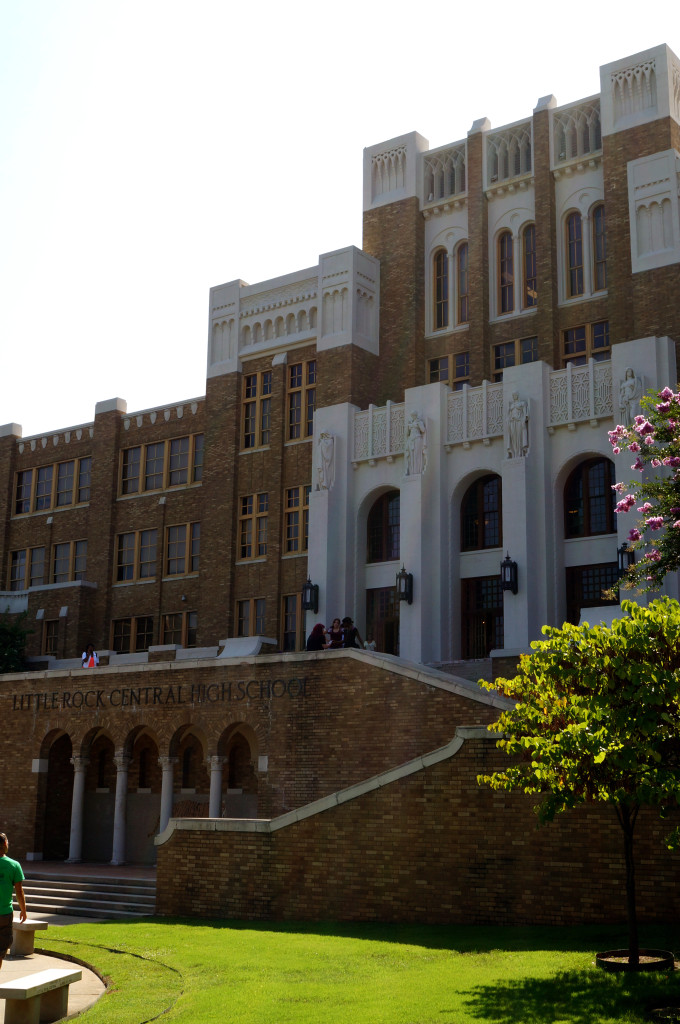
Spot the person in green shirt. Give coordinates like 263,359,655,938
0,833,26,969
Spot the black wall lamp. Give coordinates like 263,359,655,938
396,565,414,604
500,552,518,595
301,577,319,614
617,542,635,575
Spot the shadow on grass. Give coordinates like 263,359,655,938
463,968,680,1024
109,916,679,957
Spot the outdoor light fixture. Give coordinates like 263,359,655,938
301,577,319,614
396,565,414,604
617,542,635,575
500,552,518,594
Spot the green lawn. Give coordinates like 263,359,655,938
40,920,680,1024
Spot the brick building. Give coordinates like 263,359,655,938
0,44,680,920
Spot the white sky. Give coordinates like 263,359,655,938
1,0,675,436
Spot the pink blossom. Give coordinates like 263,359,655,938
612,446,620,454
611,482,626,493
646,516,665,530
656,402,671,413
670,507,680,514
635,420,655,436
651,459,661,467
628,528,642,541
637,502,654,513
672,521,680,529
647,549,662,562
634,415,646,425
629,441,641,452
669,457,680,467
645,435,655,445
633,457,645,472
615,495,637,513
658,387,674,400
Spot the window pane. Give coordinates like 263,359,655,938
35,466,53,510
56,462,75,506
15,470,32,514
117,534,135,581
168,437,189,486
53,542,70,583
145,443,165,490
30,547,45,587
10,550,26,590
78,457,92,502
121,448,141,494
139,530,157,577
193,434,204,481
74,540,87,580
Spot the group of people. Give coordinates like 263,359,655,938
306,618,377,652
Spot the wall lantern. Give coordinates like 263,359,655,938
301,577,319,614
618,542,636,575
396,565,414,605
500,552,518,595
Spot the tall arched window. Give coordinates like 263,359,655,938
522,224,537,308
566,212,584,297
434,250,449,330
457,242,469,323
367,491,400,562
564,458,615,538
461,475,502,550
498,231,514,313
592,204,607,291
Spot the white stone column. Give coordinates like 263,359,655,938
66,756,89,863
207,756,225,818
110,753,131,866
158,756,177,834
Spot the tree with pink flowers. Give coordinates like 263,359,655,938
609,386,680,591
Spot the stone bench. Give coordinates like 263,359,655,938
10,921,48,957
0,967,81,1024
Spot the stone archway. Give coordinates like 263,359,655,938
40,732,73,861
218,724,259,818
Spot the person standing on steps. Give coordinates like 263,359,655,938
0,833,26,970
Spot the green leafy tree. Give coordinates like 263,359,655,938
478,599,680,966
0,610,30,674
609,385,680,592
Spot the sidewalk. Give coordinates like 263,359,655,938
0,918,106,1021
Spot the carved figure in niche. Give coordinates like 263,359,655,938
619,367,643,427
507,393,529,458
404,412,427,476
317,432,335,490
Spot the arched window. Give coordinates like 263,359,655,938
522,224,537,308
461,475,502,550
457,242,469,323
566,212,584,297
592,204,607,291
434,250,449,329
498,231,514,313
367,491,400,562
564,458,615,538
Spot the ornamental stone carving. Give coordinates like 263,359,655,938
317,432,335,490
507,392,529,459
404,412,427,476
618,367,643,426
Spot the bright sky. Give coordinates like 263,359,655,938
1,0,675,437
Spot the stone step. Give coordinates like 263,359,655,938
18,875,156,919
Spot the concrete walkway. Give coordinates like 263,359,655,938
0,913,107,1021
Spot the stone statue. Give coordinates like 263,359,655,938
619,367,643,427
507,392,529,458
317,432,335,490
404,412,427,476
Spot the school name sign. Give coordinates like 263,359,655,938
11,677,309,712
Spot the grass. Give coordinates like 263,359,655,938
39,919,680,1024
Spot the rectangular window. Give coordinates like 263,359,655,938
78,457,92,503
15,470,33,515
593,205,607,292
168,437,190,486
281,594,301,652
567,213,584,297
43,620,59,656
563,321,610,366
429,356,448,383
523,225,537,308
50,540,86,584
284,485,311,553
434,251,449,329
192,434,204,482
499,232,514,314
493,337,538,381
239,493,268,559
30,547,46,587
112,616,154,653
288,361,316,441
166,522,200,576
9,550,27,591
453,352,470,390
115,530,157,582
242,371,272,449
56,462,75,506
457,243,469,324
144,443,165,490
121,447,141,494
74,540,87,580
35,466,53,511
162,610,197,647
237,598,266,636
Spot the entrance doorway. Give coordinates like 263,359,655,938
461,576,504,657
366,587,399,655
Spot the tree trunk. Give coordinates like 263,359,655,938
616,801,640,966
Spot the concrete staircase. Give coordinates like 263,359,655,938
18,870,156,920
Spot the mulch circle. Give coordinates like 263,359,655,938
596,949,675,973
